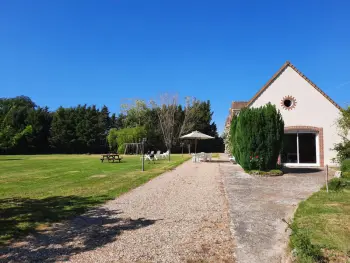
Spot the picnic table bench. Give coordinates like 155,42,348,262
100,154,123,163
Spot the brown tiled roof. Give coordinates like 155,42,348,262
231,101,248,110
246,61,343,110
225,101,247,128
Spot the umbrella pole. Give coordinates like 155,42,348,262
195,139,197,154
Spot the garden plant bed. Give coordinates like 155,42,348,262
246,169,283,177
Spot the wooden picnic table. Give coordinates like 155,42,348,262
100,154,123,163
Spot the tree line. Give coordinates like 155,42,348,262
0,96,223,154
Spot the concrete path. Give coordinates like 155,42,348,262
219,154,325,263
2,160,235,263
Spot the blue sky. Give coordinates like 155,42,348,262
1,0,350,133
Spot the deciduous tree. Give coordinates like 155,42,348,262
151,95,199,160
334,106,350,162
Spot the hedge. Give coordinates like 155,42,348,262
230,103,284,171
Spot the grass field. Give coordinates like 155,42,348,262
291,175,350,262
0,154,189,245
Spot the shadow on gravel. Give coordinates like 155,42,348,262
208,160,231,163
1,196,158,262
283,167,324,174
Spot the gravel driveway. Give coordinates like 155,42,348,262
2,160,235,263
220,154,325,263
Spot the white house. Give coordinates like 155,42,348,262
225,61,344,167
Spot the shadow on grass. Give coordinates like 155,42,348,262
0,158,23,161
1,196,109,244
1,196,158,262
282,167,324,174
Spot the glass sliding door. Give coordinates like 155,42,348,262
299,133,317,163
282,132,318,166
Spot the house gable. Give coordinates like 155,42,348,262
249,64,341,124
247,61,342,111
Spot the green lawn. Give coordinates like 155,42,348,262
0,154,189,245
291,176,350,262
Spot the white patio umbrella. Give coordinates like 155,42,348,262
180,130,214,154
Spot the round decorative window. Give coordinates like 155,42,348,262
281,96,297,110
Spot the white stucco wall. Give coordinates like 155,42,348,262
250,66,342,165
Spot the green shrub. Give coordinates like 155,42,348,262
246,169,283,176
107,128,118,152
333,140,350,163
342,171,350,178
289,225,323,263
333,106,350,162
269,169,283,176
341,159,350,172
327,178,349,191
247,170,260,175
230,103,284,170
230,115,238,160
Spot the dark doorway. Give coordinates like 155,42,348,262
299,133,316,163
282,134,298,163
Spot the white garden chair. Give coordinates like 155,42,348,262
141,155,151,161
207,153,212,162
161,150,169,159
200,153,207,162
155,150,161,160
228,156,236,163
191,153,197,162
